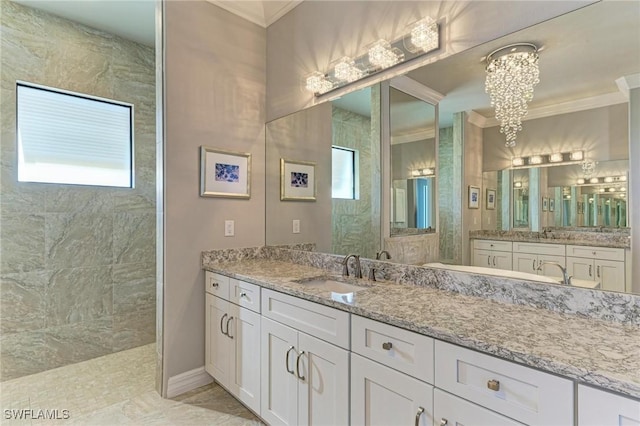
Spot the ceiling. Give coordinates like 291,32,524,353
11,0,301,46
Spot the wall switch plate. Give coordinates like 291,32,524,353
224,220,235,237
292,219,300,234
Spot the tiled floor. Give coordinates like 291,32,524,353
0,343,262,425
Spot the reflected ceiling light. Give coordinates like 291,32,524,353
529,155,543,165
577,178,585,184
485,43,540,147
334,57,364,82
368,39,404,69
570,151,584,161
404,17,439,54
512,157,524,166
305,71,333,95
549,153,563,163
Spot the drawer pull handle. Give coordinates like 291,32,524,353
589,264,592,277
285,346,295,375
487,379,500,391
226,316,234,339
239,291,247,298
440,419,448,426
220,313,228,336
382,342,393,350
296,351,306,381
211,281,219,288
597,265,600,278
415,407,425,426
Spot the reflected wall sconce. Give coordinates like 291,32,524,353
575,175,627,186
485,43,540,148
511,151,583,169
305,17,440,96
411,168,435,177
514,182,523,188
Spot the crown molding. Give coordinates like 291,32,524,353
207,1,302,28
390,76,445,105
616,73,640,98
391,128,436,145
466,110,487,128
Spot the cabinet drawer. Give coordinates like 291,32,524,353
566,244,625,261
230,279,260,313
513,241,565,256
205,271,230,299
434,389,524,426
261,288,350,349
351,315,434,384
578,385,640,426
435,341,573,426
473,239,513,252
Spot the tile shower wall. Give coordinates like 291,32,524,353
0,1,155,380
331,100,381,260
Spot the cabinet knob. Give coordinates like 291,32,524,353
211,281,219,288
487,379,500,391
440,419,448,426
414,407,425,426
239,292,247,298
382,342,393,350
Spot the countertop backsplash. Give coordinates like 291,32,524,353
469,229,630,249
202,245,640,326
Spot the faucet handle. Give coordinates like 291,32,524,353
368,268,376,281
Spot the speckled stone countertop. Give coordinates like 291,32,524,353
470,230,630,249
203,258,640,399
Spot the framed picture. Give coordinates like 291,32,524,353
486,188,496,210
200,146,251,198
549,198,555,212
280,158,316,201
542,197,549,212
468,185,480,209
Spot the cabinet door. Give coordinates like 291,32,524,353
567,257,595,281
537,254,566,277
351,353,433,426
578,385,640,426
261,317,299,426
205,294,230,387
473,249,492,268
493,251,513,270
434,389,524,426
229,304,261,415
596,259,626,293
512,252,538,274
297,333,349,426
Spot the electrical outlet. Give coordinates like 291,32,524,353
292,219,300,234
224,220,235,237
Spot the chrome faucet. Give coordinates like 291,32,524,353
342,254,362,278
537,261,571,285
376,251,391,260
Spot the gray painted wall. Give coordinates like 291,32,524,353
266,1,595,122
462,117,483,265
630,88,639,294
0,1,156,381
164,1,266,386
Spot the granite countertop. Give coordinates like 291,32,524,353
470,230,630,249
204,259,640,399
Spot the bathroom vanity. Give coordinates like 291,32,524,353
202,247,640,426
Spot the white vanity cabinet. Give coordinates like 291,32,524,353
205,272,261,414
434,389,524,426
512,242,566,276
350,316,434,426
473,240,513,270
578,385,640,425
435,340,574,426
260,289,349,426
566,245,625,292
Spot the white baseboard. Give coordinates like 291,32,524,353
166,366,213,398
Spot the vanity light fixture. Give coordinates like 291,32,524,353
570,151,584,161
575,175,627,186
620,187,626,192
604,176,614,183
485,43,540,147
609,187,616,192
599,188,606,193
548,153,563,163
511,157,525,167
304,16,440,96
619,176,627,182
514,182,523,188
412,168,435,177
577,178,585,185
529,155,543,165
511,151,584,169
589,177,599,184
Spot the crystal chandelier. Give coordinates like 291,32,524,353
485,43,540,148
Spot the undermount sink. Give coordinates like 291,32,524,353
294,277,368,294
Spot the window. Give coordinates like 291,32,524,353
332,146,358,199
16,82,134,187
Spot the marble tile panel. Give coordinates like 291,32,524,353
113,166,156,212
0,269,49,334
45,212,113,269
46,266,113,326
113,211,155,264
112,307,156,352
112,262,155,315
44,317,113,367
44,186,114,213
0,330,51,381
0,213,45,273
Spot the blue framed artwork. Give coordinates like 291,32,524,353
280,158,316,201
468,185,480,209
200,146,251,198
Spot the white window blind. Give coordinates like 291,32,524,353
17,82,133,187
332,146,356,199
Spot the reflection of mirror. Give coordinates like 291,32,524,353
512,169,529,229
390,86,437,235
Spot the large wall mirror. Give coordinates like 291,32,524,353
265,1,638,293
